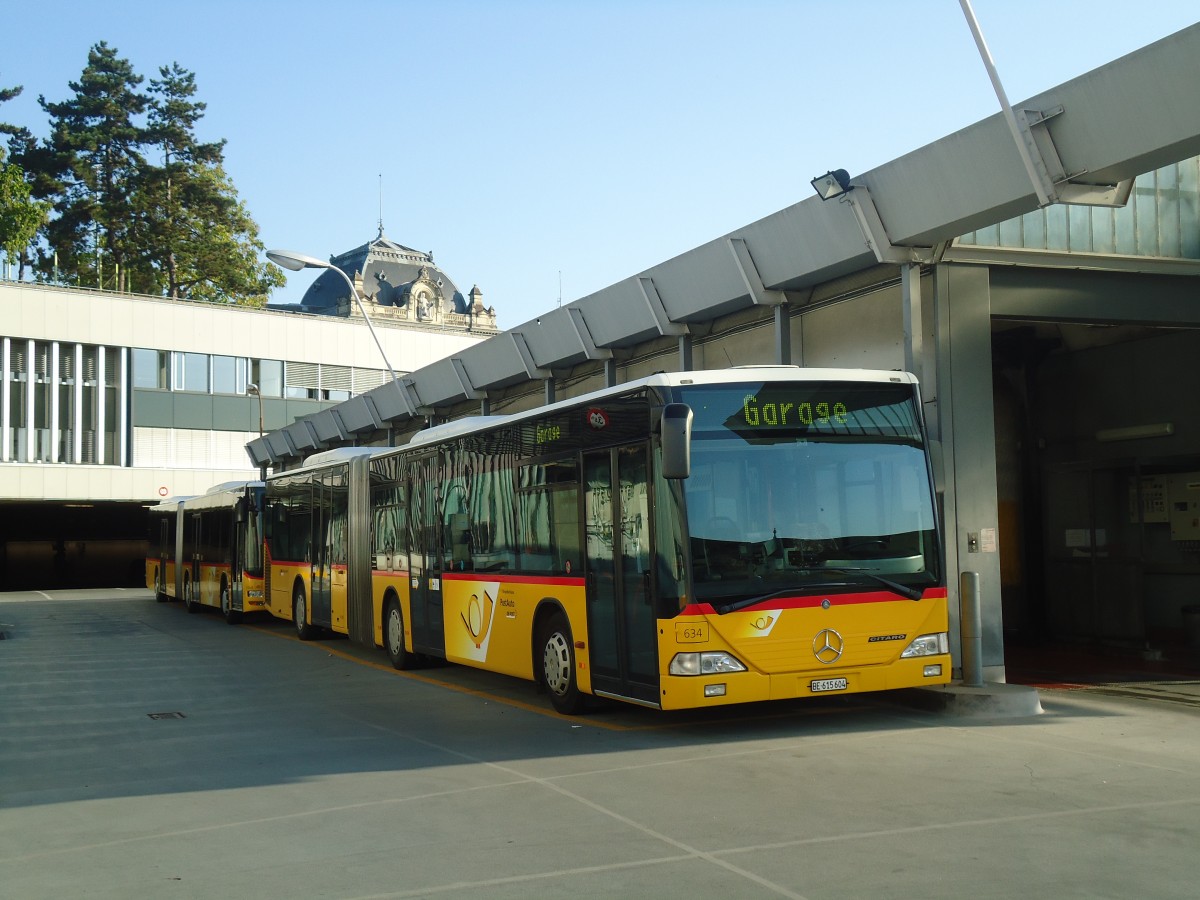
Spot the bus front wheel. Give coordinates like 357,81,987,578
293,584,316,640
384,597,413,670
539,612,585,715
221,580,241,625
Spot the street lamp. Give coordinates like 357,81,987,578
247,382,266,480
266,248,399,383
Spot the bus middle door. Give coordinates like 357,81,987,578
186,511,203,603
310,470,333,628
407,453,445,656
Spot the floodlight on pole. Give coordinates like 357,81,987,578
266,248,399,383
811,169,853,201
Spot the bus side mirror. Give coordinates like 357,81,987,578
660,403,692,479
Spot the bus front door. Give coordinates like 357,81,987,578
407,454,445,656
310,471,332,627
583,445,658,705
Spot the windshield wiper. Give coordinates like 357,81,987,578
714,588,808,616
713,569,926,614
811,567,925,601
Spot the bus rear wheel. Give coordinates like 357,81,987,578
183,576,199,614
539,611,586,715
221,581,241,625
384,597,413,670
293,584,316,640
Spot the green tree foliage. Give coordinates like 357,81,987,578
137,64,283,303
4,45,281,304
0,79,49,268
0,160,46,264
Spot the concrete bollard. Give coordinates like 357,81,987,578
960,571,983,687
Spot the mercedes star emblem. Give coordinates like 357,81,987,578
813,628,845,664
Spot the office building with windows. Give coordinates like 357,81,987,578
0,233,497,588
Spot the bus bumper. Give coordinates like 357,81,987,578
656,654,953,710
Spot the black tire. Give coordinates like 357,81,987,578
154,568,168,603
221,580,241,625
538,611,586,715
293,583,316,640
183,575,199,614
383,596,413,670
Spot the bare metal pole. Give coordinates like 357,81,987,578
326,265,400,384
958,0,1054,207
267,249,399,384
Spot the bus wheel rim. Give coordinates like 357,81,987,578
543,631,571,695
388,607,402,653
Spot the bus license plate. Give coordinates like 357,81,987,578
811,677,848,693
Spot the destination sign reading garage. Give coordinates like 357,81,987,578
679,382,924,441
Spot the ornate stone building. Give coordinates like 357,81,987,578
276,229,499,334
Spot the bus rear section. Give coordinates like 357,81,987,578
147,482,266,623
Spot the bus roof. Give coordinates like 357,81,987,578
148,480,264,514
300,446,381,468
206,480,263,494
405,366,917,449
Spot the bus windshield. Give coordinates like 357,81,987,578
677,381,939,604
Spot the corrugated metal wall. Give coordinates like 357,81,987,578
958,158,1200,259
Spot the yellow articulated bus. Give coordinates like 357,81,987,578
146,480,267,624
262,367,950,713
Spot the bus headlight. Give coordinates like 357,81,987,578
900,633,949,658
669,652,748,676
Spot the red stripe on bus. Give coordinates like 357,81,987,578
441,572,585,587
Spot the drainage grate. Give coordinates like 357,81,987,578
147,711,186,720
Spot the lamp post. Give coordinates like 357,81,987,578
247,382,266,480
266,249,399,383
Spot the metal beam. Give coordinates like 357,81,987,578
637,277,689,337
450,357,486,401
728,238,785,307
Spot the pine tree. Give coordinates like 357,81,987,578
39,42,149,292
13,47,284,303
137,63,283,304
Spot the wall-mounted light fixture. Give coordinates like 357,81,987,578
811,169,853,201
1095,423,1174,443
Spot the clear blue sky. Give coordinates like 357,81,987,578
3,1,1197,328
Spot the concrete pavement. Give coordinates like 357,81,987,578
1,589,1197,899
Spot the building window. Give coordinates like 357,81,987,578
174,352,209,393
33,341,52,462
7,340,28,462
251,359,283,397
103,347,118,465
212,355,238,395
58,348,75,462
132,348,169,390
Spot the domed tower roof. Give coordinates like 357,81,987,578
296,229,468,315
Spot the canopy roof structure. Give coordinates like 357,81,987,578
249,23,1200,470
